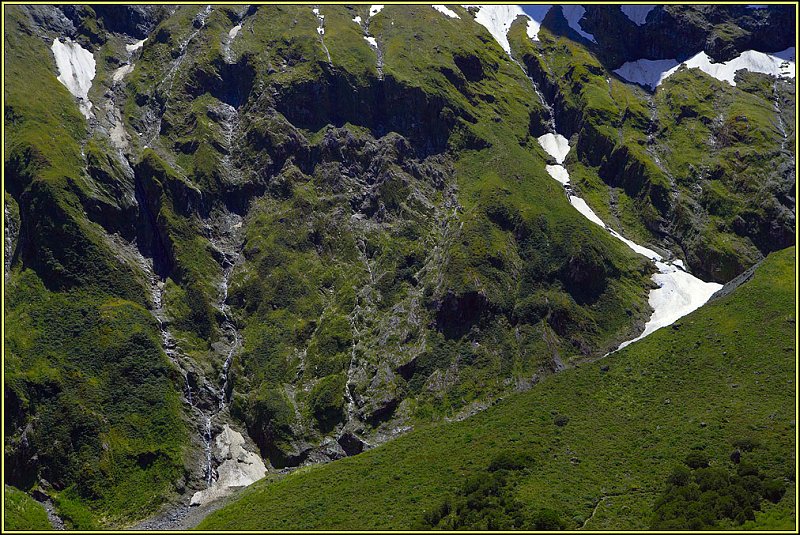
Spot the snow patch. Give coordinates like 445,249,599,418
613,58,680,90
615,47,796,89
228,24,242,39
313,7,325,35
462,4,550,54
125,39,146,53
370,5,384,17
365,36,378,48
560,5,595,43
545,164,570,185
189,425,267,507
620,5,655,25
51,38,96,119
433,5,460,19
521,4,552,40
537,133,570,164
675,48,795,86
353,15,362,24
607,228,662,261
112,63,134,82
618,262,721,350
536,133,719,350
526,18,541,40
568,196,607,228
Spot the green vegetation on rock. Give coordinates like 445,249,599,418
3,4,794,529
3,485,51,531
198,247,795,530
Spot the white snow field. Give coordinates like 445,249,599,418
537,133,570,164
112,63,134,82
615,47,796,89
536,133,722,350
568,196,607,228
617,262,722,350
545,165,570,185
620,5,655,25
125,38,146,52
51,37,96,119
432,5,460,19
189,425,267,507
613,58,681,90
370,5,384,17
462,5,550,54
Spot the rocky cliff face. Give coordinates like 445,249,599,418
576,5,795,67
517,5,795,282
3,4,794,528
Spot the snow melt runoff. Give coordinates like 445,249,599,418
462,5,549,54
536,133,722,351
51,38,96,119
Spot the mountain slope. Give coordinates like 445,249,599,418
2,4,795,529
198,246,796,531
3,485,50,531
513,5,795,283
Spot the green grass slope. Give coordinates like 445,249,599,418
514,22,794,284
199,246,796,531
4,6,188,526
3,485,51,531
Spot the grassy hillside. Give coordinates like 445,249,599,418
3,485,51,531
199,246,796,531
4,7,188,527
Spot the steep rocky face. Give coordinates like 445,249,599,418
515,7,795,283
3,4,794,529
550,5,795,67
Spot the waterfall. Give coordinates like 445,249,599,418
203,416,214,487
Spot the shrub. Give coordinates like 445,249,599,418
667,465,691,487
417,471,526,530
531,508,566,530
652,454,782,530
554,414,570,427
417,458,556,530
736,461,758,477
684,451,710,469
732,437,761,452
488,451,533,472
308,374,346,432
763,479,786,504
